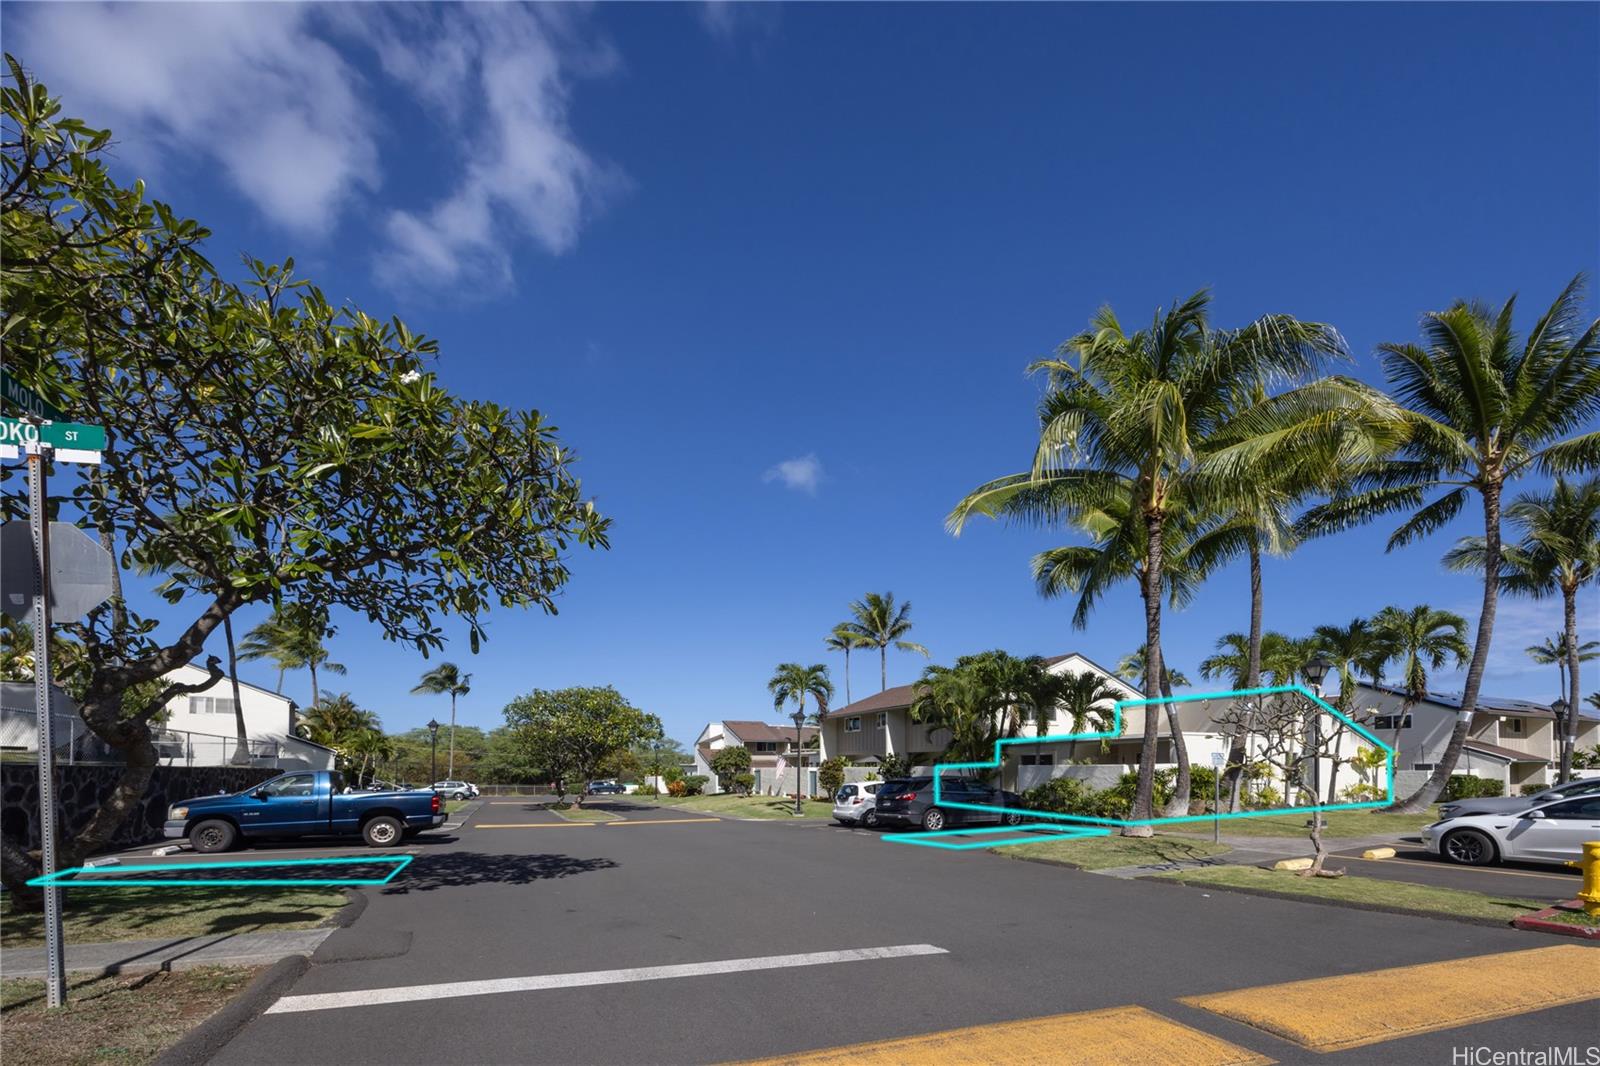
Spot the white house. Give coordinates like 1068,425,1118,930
692,719,820,796
1348,682,1600,794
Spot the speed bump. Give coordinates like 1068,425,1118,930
1180,944,1600,1052
1361,846,1395,859
738,1005,1272,1065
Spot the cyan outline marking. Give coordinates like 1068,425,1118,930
916,684,1396,831
885,823,1113,851
26,854,413,888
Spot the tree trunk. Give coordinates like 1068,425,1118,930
447,691,457,778
843,647,851,707
880,646,887,693
275,667,285,695
1125,505,1164,839
1561,584,1580,784
309,659,319,712
224,612,249,765
1398,481,1502,811
1160,669,1192,817
1226,537,1264,812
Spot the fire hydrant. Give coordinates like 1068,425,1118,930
1566,840,1600,917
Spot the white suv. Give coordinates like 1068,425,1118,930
833,782,883,827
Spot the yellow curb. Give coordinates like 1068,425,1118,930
474,823,594,829
1181,945,1599,1052
606,818,720,826
736,1004,1273,1065
1361,846,1396,859
1271,857,1313,871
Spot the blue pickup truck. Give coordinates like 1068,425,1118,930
165,770,445,852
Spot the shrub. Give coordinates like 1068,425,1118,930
1442,775,1504,801
683,774,709,796
733,772,755,794
635,782,659,796
818,756,847,799
710,746,753,791
1253,785,1283,809
877,754,914,779
1521,782,1550,796
1022,777,1098,816
666,779,688,797
1341,782,1382,801
1105,769,1173,811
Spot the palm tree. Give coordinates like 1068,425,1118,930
1367,605,1471,750
824,625,866,706
1116,648,1189,691
951,291,1351,833
1310,617,1383,803
1527,634,1600,704
1446,476,1600,781
908,655,1017,771
412,662,473,778
295,692,380,779
840,593,929,692
767,663,833,802
239,603,345,713
1301,277,1600,810
1053,669,1121,766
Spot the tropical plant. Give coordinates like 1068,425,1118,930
1367,605,1471,749
1115,648,1190,691
824,625,867,706
1300,278,1600,810
238,604,346,712
412,662,473,778
1052,669,1121,766
1446,476,1600,781
908,655,1012,774
1527,634,1600,704
838,593,929,692
767,663,834,726
949,290,1353,833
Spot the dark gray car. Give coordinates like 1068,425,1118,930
873,776,1025,832
1438,776,1600,821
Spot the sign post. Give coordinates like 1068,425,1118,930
1210,750,1225,844
26,444,66,1009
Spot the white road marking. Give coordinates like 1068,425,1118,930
265,943,948,1014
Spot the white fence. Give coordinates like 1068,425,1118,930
1,707,303,769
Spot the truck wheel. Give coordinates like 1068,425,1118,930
363,815,404,847
190,819,236,854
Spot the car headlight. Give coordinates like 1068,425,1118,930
169,806,189,820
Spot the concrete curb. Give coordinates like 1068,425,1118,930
153,954,309,1066
1137,874,1523,929
1512,902,1600,939
325,886,368,928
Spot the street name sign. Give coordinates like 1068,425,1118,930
0,416,107,454
0,369,65,421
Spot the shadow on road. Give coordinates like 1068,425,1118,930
381,851,618,894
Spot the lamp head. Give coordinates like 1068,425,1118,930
1303,652,1333,688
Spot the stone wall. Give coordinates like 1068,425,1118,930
1,764,278,852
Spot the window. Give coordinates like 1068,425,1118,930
1503,718,1525,736
1371,714,1412,731
876,713,886,730
189,696,239,717
753,742,776,752
261,774,315,798
1019,754,1055,767
845,717,862,733
835,786,855,802
1539,797,1600,820
1411,762,1435,771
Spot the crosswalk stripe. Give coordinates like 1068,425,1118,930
737,1005,1272,1065
265,944,948,1014
1180,944,1600,1051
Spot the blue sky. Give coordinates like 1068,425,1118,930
9,2,1598,747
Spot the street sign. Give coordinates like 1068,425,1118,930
0,521,116,622
1210,751,1226,767
0,369,64,422
0,417,106,453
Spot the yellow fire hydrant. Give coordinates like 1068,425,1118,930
1566,840,1600,917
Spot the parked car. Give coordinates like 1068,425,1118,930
430,779,477,800
586,780,626,795
1421,793,1600,866
832,782,882,827
165,770,444,852
1438,776,1600,821
873,776,1026,832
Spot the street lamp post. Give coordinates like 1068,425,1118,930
1302,653,1333,833
791,710,806,816
428,718,441,786
1552,697,1571,783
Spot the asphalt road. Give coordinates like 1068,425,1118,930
191,803,1595,1064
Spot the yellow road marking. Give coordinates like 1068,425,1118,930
736,1005,1272,1065
489,801,550,805
1340,854,1578,883
606,818,719,826
1181,945,1600,1052
474,823,593,829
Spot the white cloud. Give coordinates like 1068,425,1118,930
11,3,377,235
10,4,621,290
763,454,823,495
1430,589,1599,698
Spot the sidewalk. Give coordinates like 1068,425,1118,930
2,927,334,977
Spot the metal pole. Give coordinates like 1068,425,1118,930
430,733,438,786
1309,684,1323,834
1213,765,1221,845
28,445,66,1008
794,721,803,816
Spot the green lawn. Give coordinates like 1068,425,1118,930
1153,865,1544,922
1537,908,1600,927
2,965,259,1065
1,885,347,948
444,798,471,814
550,804,621,822
1166,807,1440,839
645,794,834,819
998,833,1232,870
